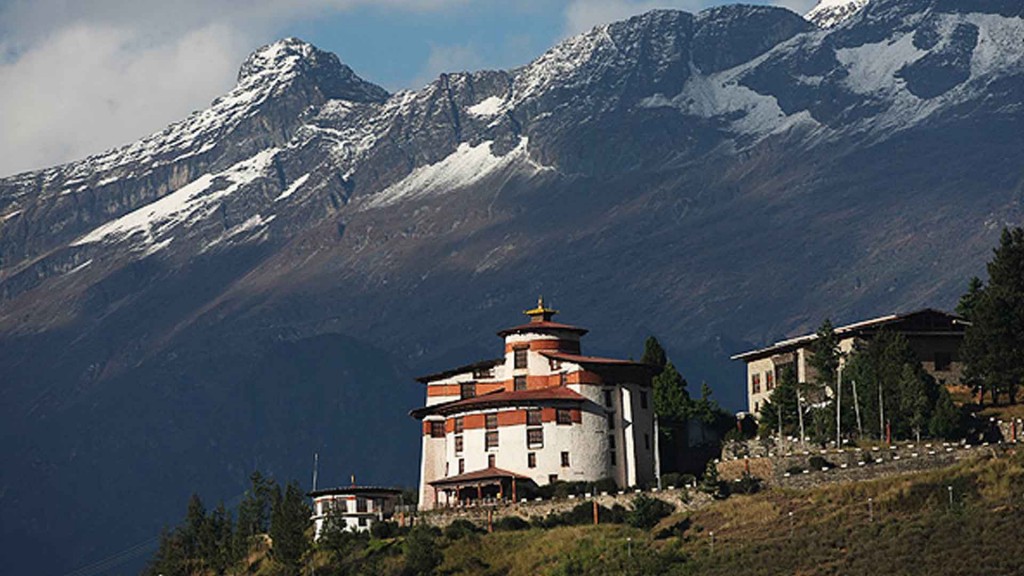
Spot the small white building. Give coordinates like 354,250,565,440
309,486,402,539
411,299,658,509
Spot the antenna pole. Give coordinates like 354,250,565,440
313,452,319,492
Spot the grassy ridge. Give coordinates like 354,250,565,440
430,449,1024,575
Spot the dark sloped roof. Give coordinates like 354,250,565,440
308,485,403,498
497,321,589,337
415,357,504,384
428,466,532,486
409,386,586,419
731,308,968,361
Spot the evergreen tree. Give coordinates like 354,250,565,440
808,319,841,394
699,459,720,495
269,481,311,573
182,493,207,560
144,528,187,576
653,361,690,423
759,367,799,438
641,336,668,370
234,471,276,561
956,276,984,320
960,228,1024,405
929,387,961,440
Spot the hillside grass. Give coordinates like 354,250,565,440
428,449,1024,575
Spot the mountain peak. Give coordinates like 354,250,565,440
237,37,389,104
237,37,325,82
806,0,869,28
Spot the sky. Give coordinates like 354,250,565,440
0,0,819,178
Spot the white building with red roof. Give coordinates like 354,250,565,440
411,299,658,509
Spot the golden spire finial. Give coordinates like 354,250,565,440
524,296,558,321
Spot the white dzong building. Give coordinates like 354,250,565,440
411,299,658,509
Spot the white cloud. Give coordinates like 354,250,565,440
0,0,466,177
0,23,248,177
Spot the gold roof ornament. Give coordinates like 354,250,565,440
524,296,558,322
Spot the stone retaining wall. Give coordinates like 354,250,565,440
718,439,1011,490
413,486,713,529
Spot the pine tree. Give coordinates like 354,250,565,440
641,336,667,370
653,361,690,423
956,276,984,320
808,319,841,394
759,366,799,438
182,493,206,560
929,387,961,440
234,471,276,562
269,481,311,573
961,228,1024,405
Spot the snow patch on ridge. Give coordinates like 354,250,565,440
276,173,310,201
366,137,548,208
73,149,279,250
467,96,504,117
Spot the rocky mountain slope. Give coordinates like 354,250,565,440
2,1,1023,573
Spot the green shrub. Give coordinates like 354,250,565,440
443,519,483,540
730,472,762,495
628,494,674,529
809,455,834,470
404,525,442,575
370,520,398,540
493,516,530,531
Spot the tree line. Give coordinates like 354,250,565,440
145,472,311,576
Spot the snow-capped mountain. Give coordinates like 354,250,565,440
2,1,1024,574
806,0,869,28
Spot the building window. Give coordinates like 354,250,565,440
445,462,449,476
527,428,544,448
460,382,476,399
640,391,648,409
766,371,775,391
514,375,527,391
528,452,537,468
458,458,465,475
559,372,568,385
751,373,761,395
549,474,559,484
454,417,464,433
644,433,650,450
514,348,528,369
358,517,367,527
549,358,562,370
556,408,572,425
934,352,952,372
488,454,496,468
356,498,367,513
430,421,445,438
607,412,615,429
527,408,542,426
486,413,498,429
561,451,570,467
455,435,464,453
608,434,616,450
610,451,617,466
486,430,499,450
603,389,613,407
474,366,494,379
